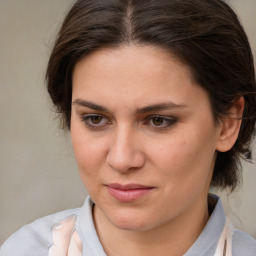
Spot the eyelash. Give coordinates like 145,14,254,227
81,114,110,130
80,114,177,130
145,116,177,130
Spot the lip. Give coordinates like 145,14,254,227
106,183,154,202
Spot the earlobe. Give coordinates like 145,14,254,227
216,97,245,152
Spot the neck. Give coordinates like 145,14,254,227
93,196,209,256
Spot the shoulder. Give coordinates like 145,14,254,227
0,208,80,256
232,229,256,256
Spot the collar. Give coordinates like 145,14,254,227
184,194,226,256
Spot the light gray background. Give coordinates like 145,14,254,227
0,0,255,244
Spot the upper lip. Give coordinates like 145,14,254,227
106,183,154,190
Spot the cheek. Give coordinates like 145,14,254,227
149,138,193,171
71,126,106,180
150,130,216,186
148,135,215,215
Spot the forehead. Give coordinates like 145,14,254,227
74,45,193,77
72,45,209,110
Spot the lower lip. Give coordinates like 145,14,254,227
107,186,153,202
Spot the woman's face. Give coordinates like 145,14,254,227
71,46,222,231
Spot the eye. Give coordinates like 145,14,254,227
88,115,103,125
151,117,166,126
81,114,110,129
147,116,177,129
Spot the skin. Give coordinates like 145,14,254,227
71,45,243,256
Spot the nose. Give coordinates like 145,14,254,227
106,126,146,173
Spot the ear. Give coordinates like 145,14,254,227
216,97,244,152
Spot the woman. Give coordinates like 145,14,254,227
1,0,256,255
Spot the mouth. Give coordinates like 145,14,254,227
105,183,154,202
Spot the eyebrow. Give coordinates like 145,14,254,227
136,102,188,114
72,99,187,113
72,99,107,112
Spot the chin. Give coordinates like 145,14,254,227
112,219,152,231
105,208,157,231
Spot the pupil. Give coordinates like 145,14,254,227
91,116,102,124
153,117,163,126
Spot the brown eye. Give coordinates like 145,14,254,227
81,114,109,129
90,116,103,124
147,116,177,129
152,117,164,126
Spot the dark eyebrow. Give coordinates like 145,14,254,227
136,102,188,114
72,99,107,112
72,99,187,113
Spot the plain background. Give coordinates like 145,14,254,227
0,0,255,244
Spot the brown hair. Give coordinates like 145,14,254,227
46,0,256,191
